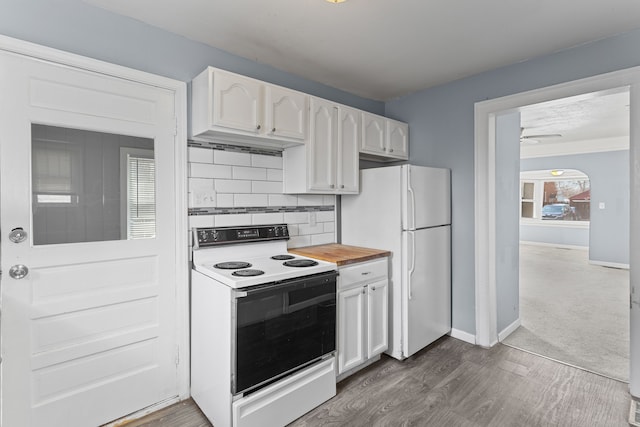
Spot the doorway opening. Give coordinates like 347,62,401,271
474,69,640,395
499,89,631,381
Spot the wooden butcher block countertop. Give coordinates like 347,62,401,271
289,244,390,266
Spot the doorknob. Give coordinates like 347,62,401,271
9,264,29,279
8,227,27,243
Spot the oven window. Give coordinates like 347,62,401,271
234,273,336,394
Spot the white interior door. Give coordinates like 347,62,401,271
0,50,180,426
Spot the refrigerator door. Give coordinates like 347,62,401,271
402,165,451,230
401,225,451,358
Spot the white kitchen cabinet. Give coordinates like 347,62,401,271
337,258,389,378
283,97,359,194
191,67,308,148
361,112,409,161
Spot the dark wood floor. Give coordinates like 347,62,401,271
125,336,630,426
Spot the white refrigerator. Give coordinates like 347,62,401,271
341,164,451,360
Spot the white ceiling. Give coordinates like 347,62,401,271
519,89,630,156
82,0,640,101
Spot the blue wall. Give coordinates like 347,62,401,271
495,112,521,334
2,0,639,338
521,150,630,266
386,29,640,336
0,0,383,115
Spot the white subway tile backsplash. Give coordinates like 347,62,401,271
190,163,232,179
252,181,283,194
189,177,215,191
252,212,285,225
268,194,298,206
311,233,335,246
267,169,283,181
233,166,267,181
287,235,311,249
284,212,310,224
287,224,299,236
297,194,324,206
214,150,252,166
189,215,215,229
217,194,234,207
251,154,282,169
323,195,337,206
215,179,252,193
298,223,325,235
188,147,214,164
189,147,336,248
234,194,268,207
214,213,253,227
316,211,335,222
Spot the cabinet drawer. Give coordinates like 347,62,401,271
339,258,387,289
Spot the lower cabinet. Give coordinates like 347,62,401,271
337,258,388,377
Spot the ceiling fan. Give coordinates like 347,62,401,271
520,127,562,144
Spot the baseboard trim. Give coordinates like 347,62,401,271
498,318,521,342
520,240,588,251
589,259,630,270
449,328,476,345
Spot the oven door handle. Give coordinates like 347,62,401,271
234,271,339,298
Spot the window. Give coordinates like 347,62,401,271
519,170,590,223
521,182,535,218
121,148,156,239
31,124,155,245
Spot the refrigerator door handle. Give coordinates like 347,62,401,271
408,230,416,300
407,173,416,230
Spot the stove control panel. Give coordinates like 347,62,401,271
194,224,289,248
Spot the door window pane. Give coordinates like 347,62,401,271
32,124,155,245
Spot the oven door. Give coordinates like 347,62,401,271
232,271,337,395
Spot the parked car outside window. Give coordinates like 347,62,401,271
542,203,574,220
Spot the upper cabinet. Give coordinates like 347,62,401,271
191,67,308,148
361,112,409,161
283,97,359,195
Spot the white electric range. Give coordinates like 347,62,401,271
190,224,338,427
192,224,336,288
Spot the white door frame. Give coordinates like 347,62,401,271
0,35,190,414
475,66,640,395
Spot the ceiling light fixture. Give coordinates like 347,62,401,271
326,0,347,3
550,170,564,176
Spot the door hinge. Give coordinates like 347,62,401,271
175,345,180,366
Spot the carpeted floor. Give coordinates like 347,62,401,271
502,243,630,381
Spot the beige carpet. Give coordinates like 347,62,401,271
502,244,629,381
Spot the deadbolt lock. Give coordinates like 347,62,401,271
8,227,27,243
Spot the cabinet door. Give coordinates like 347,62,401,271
265,86,307,141
338,286,365,374
386,119,409,159
308,98,337,192
361,112,386,155
367,279,388,358
212,71,262,133
337,106,360,194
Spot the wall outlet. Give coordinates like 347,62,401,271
599,202,605,210
191,190,216,207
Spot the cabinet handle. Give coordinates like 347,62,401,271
256,124,261,130
330,184,335,189
371,286,376,291
361,272,371,275
362,289,366,294
340,184,345,189
272,127,276,132
389,148,394,153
